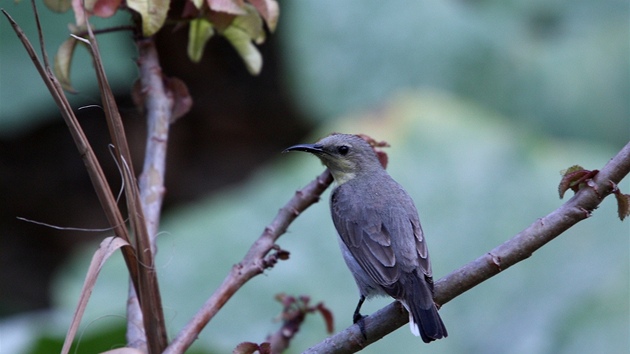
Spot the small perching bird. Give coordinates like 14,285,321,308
284,133,447,343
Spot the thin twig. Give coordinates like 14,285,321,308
82,17,169,354
164,170,334,354
74,25,136,38
1,3,138,290
1,4,145,353
304,141,630,353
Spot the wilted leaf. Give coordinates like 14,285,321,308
233,341,269,354
187,18,215,63
206,10,236,32
127,0,169,36
131,79,144,112
44,0,72,13
54,37,79,93
248,0,279,31
208,0,246,15
165,76,193,122
61,237,130,354
358,134,390,169
614,191,630,221
316,303,335,334
93,0,122,18
558,165,598,199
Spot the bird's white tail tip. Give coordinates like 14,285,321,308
401,301,421,336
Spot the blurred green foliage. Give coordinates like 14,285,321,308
281,0,629,146
3,1,627,353
41,91,629,354
0,2,135,137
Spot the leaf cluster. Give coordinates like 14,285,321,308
47,0,278,91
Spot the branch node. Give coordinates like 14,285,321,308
578,207,593,218
262,245,291,269
264,226,275,236
288,207,300,217
586,179,600,198
488,252,502,271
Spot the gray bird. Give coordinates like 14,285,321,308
284,133,447,343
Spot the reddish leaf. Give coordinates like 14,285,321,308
182,0,202,18
71,0,88,25
93,0,122,18
614,191,630,221
258,343,271,354
165,77,193,122
207,0,246,15
207,10,237,32
558,165,599,198
316,303,335,334
233,341,270,354
357,133,390,169
131,79,144,113
233,342,259,354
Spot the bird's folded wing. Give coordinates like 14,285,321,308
331,195,399,287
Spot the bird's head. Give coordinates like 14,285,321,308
284,133,384,185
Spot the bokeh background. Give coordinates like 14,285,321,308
1,0,628,353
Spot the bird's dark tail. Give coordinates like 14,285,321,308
401,275,448,343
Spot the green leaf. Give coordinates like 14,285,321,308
44,0,72,13
192,0,204,9
219,4,265,74
223,24,262,75
187,18,215,63
127,0,170,36
230,4,265,44
53,37,79,93
248,0,279,32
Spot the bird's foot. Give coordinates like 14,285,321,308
353,314,368,340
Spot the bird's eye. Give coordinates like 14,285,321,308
337,145,350,155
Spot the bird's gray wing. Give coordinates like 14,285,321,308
331,186,401,287
409,212,432,278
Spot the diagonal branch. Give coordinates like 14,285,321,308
163,170,334,354
304,140,630,353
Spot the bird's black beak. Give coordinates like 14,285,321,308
283,143,325,154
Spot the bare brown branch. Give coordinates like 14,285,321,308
164,170,334,354
304,140,630,353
